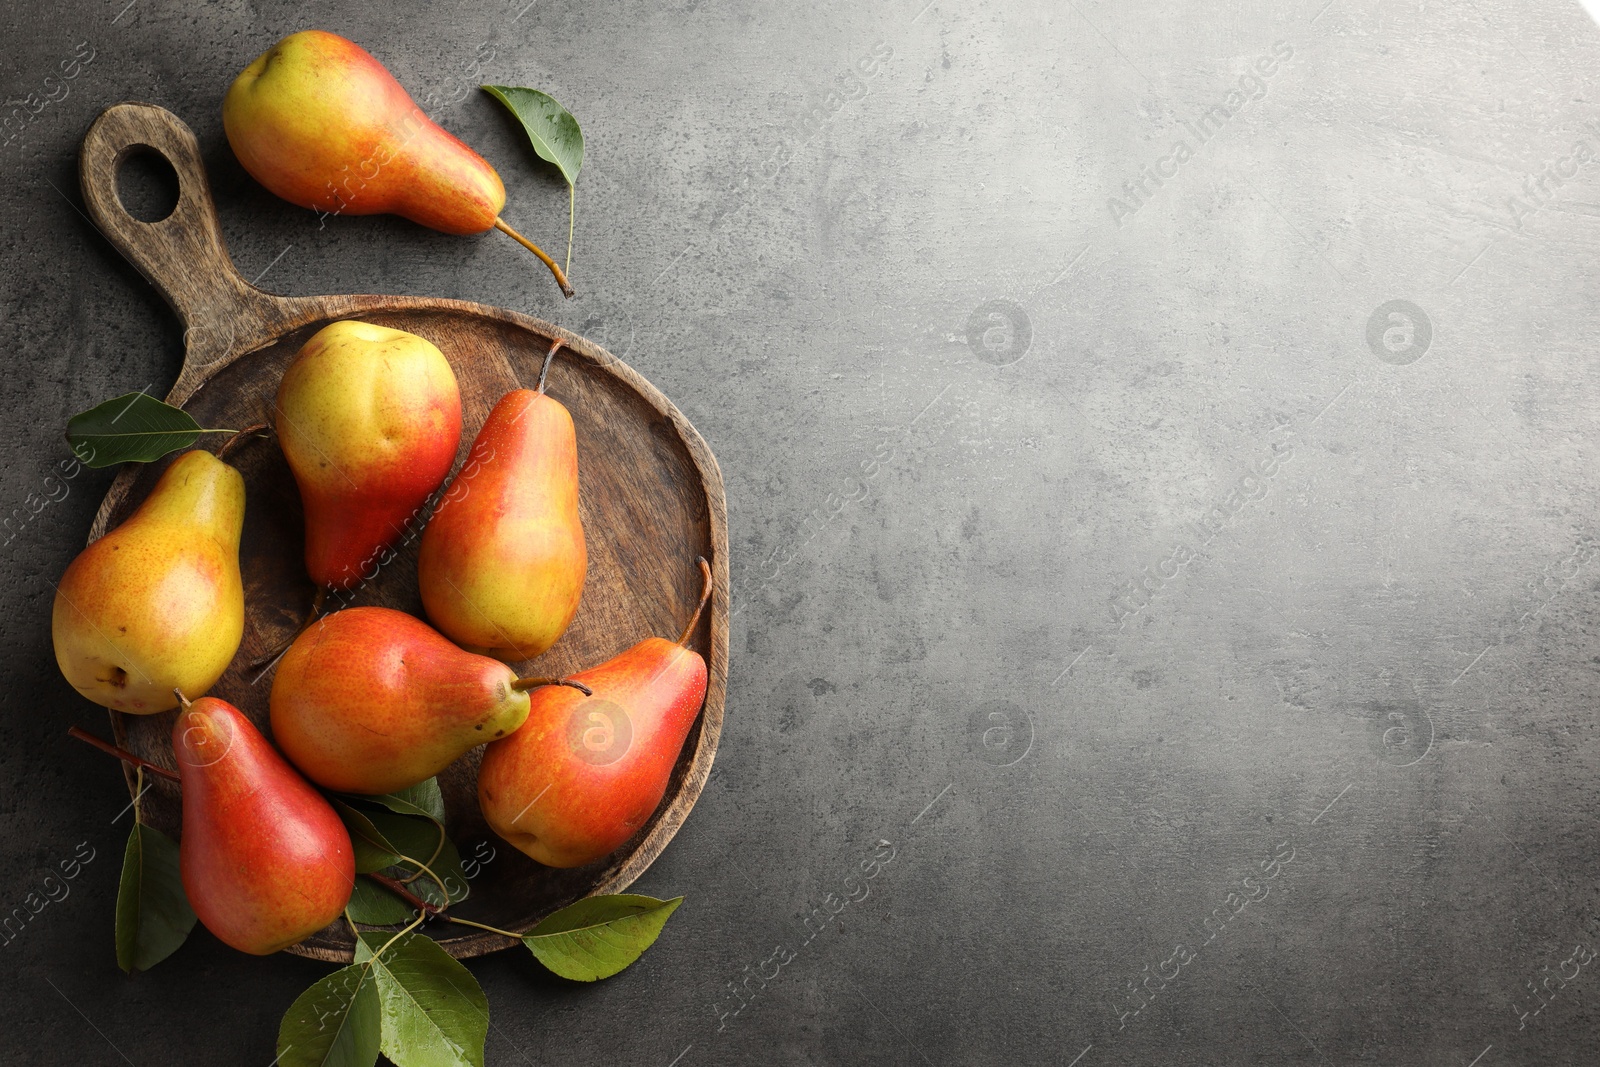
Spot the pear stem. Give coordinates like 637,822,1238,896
536,339,564,395
510,676,593,696
676,556,714,647
67,726,180,783
537,340,563,395
247,587,325,679
494,217,575,298
445,915,529,941
364,872,444,918
215,422,271,463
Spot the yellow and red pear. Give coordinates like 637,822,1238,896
418,346,586,661
274,320,461,591
269,606,586,795
52,450,244,714
478,559,713,868
223,29,571,295
174,696,354,955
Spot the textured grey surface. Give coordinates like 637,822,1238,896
3,0,1600,1064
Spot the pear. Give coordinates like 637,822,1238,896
223,29,572,296
269,606,588,795
174,695,354,955
418,348,586,661
52,450,244,714
478,559,712,868
275,320,462,591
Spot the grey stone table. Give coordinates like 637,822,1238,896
3,1,1598,1064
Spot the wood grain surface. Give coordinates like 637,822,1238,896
76,102,729,962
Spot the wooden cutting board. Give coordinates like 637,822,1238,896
76,102,728,962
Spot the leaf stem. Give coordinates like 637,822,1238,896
133,765,145,825
368,912,427,963
494,217,575,298
68,726,181,782
445,915,528,941
364,872,444,918
397,821,447,886
565,184,575,278
389,852,455,910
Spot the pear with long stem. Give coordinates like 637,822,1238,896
224,30,574,297
418,340,587,662
479,558,713,868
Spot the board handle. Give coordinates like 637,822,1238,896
79,102,291,392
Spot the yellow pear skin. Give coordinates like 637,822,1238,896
52,450,245,714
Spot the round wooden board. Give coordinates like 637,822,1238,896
78,104,728,962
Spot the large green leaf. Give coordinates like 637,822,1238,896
114,823,196,973
65,392,223,467
523,895,682,982
355,932,488,1067
481,86,583,186
349,779,446,823
277,963,381,1067
346,876,420,927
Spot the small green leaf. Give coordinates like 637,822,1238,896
114,823,196,973
349,779,446,823
482,86,583,186
277,962,381,1067
356,932,489,1067
65,392,225,467
346,876,420,927
523,894,682,982
332,800,404,873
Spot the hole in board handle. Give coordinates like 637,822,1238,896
115,145,181,223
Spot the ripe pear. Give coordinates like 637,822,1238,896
418,356,586,662
479,559,713,868
52,450,244,714
174,695,354,955
223,29,572,296
269,606,588,795
275,320,462,591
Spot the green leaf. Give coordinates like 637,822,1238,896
356,932,489,1067
277,963,381,1067
332,800,404,873
65,392,221,467
335,800,466,905
346,876,420,927
368,809,448,876
114,823,196,973
482,86,584,187
523,894,682,982
349,779,447,823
